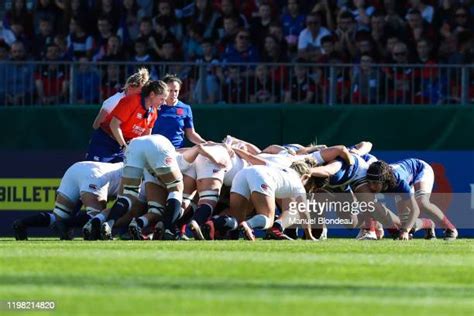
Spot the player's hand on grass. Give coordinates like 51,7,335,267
398,230,410,241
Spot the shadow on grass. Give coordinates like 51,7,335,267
0,275,473,299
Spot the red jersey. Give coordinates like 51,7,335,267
101,94,157,141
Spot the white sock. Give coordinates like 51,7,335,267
247,214,271,230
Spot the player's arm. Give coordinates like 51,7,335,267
92,109,109,129
349,141,373,156
109,117,127,148
233,148,268,166
225,136,261,154
185,128,206,145
293,195,317,241
318,146,354,165
397,195,420,240
310,160,342,178
296,144,327,154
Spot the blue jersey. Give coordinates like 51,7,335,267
348,145,378,164
329,155,359,187
152,101,194,148
85,128,124,163
390,159,427,193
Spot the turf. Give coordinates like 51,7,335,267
0,239,473,316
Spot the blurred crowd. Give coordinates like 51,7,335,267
1,0,473,105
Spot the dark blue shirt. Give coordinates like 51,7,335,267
152,101,194,148
329,154,360,187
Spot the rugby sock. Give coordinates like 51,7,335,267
213,215,238,235
137,216,149,228
108,196,131,222
163,199,182,230
273,219,284,232
21,212,52,228
64,212,92,228
247,214,272,230
175,208,194,228
94,213,107,224
441,217,456,230
414,218,434,231
193,204,213,225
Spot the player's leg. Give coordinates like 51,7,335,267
156,167,184,240
129,181,167,240
189,178,222,240
239,192,276,241
13,193,76,240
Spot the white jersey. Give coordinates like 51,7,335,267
223,154,248,186
101,91,125,113
57,161,123,202
231,165,305,199
125,135,178,171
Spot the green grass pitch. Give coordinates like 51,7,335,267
0,239,473,316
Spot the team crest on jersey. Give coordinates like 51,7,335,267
176,108,184,115
89,184,98,190
260,184,270,192
212,168,220,173
165,157,174,165
137,113,143,119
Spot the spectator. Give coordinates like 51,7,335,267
351,53,384,104
3,0,34,38
101,35,126,61
281,0,306,53
136,16,155,45
67,18,95,60
405,9,437,52
408,0,434,24
415,38,444,104
117,0,142,46
183,22,205,61
33,0,62,35
249,1,274,52
95,0,121,31
101,64,124,99
34,43,69,105
351,0,375,29
221,66,248,103
268,22,289,57
284,59,317,104
222,29,260,64
33,17,55,59
215,0,249,33
2,17,30,49
187,0,220,39
384,42,417,104
370,10,390,59
3,41,35,106
130,37,158,80
61,0,91,34
383,0,406,34
216,15,240,53
54,35,71,61
93,16,115,61
74,57,101,104
249,64,277,103
298,12,331,60
440,5,472,41
155,0,184,42
192,38,220,104
353,30,375,61
334,11,357,60
262,34,288,83
148,16,180,59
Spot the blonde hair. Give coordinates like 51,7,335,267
124,68,150,89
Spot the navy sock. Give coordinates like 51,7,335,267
108,197,130,221
175,209,194,228
63,212,92,228
163,198,181,230
213,215,238,235
193,204,213,225
21,212,51,228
